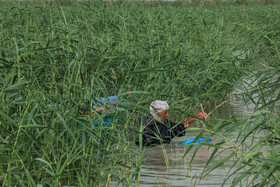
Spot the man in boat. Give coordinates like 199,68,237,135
137,100,208,146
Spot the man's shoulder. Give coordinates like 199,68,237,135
139,116,153,124
141,116,167,126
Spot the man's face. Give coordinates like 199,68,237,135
158,110,168,120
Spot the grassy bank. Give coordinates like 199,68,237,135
0,2,279,186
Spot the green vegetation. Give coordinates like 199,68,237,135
0,1,279,186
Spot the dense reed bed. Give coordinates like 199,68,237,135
192,5,280,186
0,1,279,186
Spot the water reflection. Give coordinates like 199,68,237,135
141,139,233,186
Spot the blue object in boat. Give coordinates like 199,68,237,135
93,116,115,127
91,96,118,109
180,137,212,145
86,96,123,136
92,115,122,134
91,96,120,113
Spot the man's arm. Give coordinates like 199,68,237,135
184,112,208,128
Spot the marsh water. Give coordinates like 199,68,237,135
139,94,255,187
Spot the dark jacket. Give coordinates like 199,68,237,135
137,115,186,146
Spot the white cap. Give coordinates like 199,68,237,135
150,100,169,121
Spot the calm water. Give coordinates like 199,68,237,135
139,94,255,187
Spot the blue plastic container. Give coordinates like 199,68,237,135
180,137,212,145
91,96,118,108
91,96,122,134
93,116,114,127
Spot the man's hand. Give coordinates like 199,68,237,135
195,112,209,120
184,112,209,129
